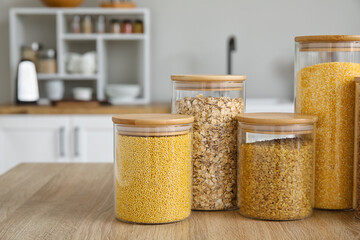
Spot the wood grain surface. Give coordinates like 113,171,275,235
0,163,359,240
0,103,170,115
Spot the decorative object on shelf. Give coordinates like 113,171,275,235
171,75,246,211
21,42,42,69
38,49,57,74
71,15,81,34
133,20,143,33
237,113,317,221
40,0,84,7
106,84,140,104
45,80,64,101
82,15,93,33
112,114,193,224
295,35,360,210
16,60,39,104
121,20,133,34
96,15,106,33
81,52,97,75
66,51,97,75
73,87,93,101
110,19,121,33
100,0,136,8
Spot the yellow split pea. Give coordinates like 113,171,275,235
115,132,192,224
296,62,360,209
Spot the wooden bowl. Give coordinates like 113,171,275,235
40,0,84,7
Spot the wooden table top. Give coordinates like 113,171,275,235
0,163,359,240
0,103,170,115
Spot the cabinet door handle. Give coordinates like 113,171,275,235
74,127,80,157
59,127,65,158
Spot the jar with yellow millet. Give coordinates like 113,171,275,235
112,113,194,224
295,35,360,210
237,113,317,221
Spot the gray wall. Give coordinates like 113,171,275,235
1,0,360,103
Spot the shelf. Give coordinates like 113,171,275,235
62,34,146,41
10,8,150,104
11,8,149,15
38,74,98,80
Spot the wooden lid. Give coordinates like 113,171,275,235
295,35,360,43
236,112,318,125
171,75,247,82
112,113,194,125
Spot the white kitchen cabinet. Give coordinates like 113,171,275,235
71,116,113,163
0,115,113,175
0,116,70,175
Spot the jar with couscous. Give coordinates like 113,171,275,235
112,114,194,224
237,113,317,221
295,35,360,210
171,75,246,211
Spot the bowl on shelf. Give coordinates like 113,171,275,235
105,84,140,101
73,87,93,101
40,0,84,7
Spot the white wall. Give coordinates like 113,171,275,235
1,0,360,103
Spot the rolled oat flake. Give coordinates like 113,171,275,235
171,74,246,210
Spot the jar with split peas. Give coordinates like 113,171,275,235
295,35,360,210
237,113,317,221
112,113,193,224
171,74,246,211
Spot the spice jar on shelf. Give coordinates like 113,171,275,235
113,114,194,224
237,113,317,221
171,74,246,211
121,20,133,34
110,19,121,33
71,15,81,34
82,15,92,34
295,35,360,210
38,49,57,74
133,20,144,33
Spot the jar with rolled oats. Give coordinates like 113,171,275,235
171,74,246,210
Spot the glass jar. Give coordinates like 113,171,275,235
354,77,360,219
110,19,121,34
171,74,246,211
237,113,317,220
82,15,92,34
133,20,144,33
38,49,57,74
121,20,133,34
71,15,81,34
112,113,194,224
295,35,360,210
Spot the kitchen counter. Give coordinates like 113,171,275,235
0,103,171,115
0,163,359,240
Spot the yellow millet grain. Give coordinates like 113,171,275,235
115,132,192,224
238,137,313,221
296,62,360,209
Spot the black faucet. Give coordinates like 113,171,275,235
227,36,236,75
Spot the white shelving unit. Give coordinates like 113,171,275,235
9,8,150,104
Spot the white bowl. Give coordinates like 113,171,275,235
73,87,93,101
105,84,140,100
